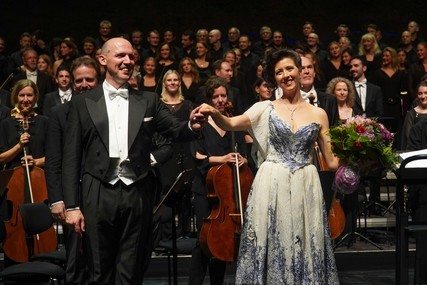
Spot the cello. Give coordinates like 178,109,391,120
3,115,57,263
314,143,346,240
200,136,254,262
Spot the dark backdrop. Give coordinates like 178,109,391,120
1,0,426,52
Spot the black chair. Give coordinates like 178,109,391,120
396,154,427,285
153,169,197,285
0,202,66,284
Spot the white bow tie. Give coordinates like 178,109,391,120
301,91,317,102
59,90,72,102
27,71,37,76
108,89,129,100
355,80,367,88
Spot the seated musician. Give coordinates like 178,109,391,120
0,79,47,169
188,76,250,285
0,79,49,266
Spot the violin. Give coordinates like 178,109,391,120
3,115,57,262
200,135,254,262
314,143,346,240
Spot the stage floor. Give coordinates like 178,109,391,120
144,238,416,285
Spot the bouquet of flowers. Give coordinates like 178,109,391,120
327,116,398,194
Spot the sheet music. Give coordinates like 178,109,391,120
398,149,427,168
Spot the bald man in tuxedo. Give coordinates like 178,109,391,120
62,38,205,284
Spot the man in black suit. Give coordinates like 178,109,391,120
11,48,54,114
350,56,384,211
300,55,339,127
62,38,205,284
46,56,102,284
350,56,384,118
43,65,72,117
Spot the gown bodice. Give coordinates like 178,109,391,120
266,108,320,171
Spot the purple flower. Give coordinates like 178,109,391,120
333,165,360,194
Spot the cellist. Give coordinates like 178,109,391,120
0,79,47,169
189,76,250,285
0,79,49,266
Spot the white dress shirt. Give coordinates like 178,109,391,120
59,88,73,103
103,81,139,186
26,70,37,84
355,79,367,113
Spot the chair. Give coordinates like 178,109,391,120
0,202,66,284
153,169,197,285
395,154,427,285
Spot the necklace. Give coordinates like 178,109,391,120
285,100,302,120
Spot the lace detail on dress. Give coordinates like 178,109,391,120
266,108,319,172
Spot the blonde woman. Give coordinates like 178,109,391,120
358,33,382,79
326,77,356,120
158,69,194,238
178,57,201,103
37,54,54,80
0,79,48,168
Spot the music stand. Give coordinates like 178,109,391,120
153,169,193,285
334,177,383,250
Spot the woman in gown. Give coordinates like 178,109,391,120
198,48,340,284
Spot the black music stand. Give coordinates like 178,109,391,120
153,169,194,285
395,154,427,285
334,175,383,250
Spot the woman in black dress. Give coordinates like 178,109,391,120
371,47,409,149
0,79,49,266
188,76,249,285
401,81,427,150
159,70,194,238
0,79,48,169
178,57,201,104
155,42,179,80
140,57,158,94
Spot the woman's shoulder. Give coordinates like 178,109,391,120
247,100,272,112
245,100,273,122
